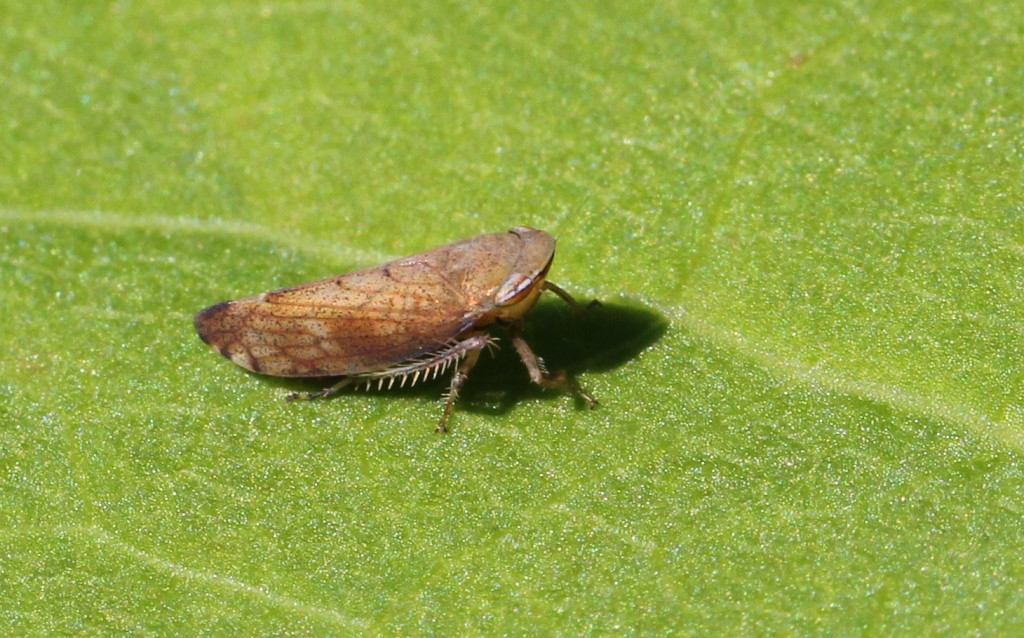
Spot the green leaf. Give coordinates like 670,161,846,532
4,0,1024,633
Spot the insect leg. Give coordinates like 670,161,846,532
285,377,354,402
542,281,601,315
437,347,483,434
508,323,597,409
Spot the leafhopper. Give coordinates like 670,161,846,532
194,226,597,432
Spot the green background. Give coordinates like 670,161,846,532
3,0,1024,634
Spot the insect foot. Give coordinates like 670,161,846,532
194,226,597,432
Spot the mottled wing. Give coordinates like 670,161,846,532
195,258,477,377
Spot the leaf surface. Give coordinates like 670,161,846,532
3,0,1024,633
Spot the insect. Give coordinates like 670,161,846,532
194,226,597,432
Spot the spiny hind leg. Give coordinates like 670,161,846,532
437,347,483,434
286,377,354,402
509,325,597,409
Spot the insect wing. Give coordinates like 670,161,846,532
195,257,477,378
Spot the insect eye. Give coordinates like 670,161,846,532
495,273,537,306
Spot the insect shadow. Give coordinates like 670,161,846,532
273,297,668,421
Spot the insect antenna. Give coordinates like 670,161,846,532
552,194,593,242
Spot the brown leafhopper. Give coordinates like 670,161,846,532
194,226,597,432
